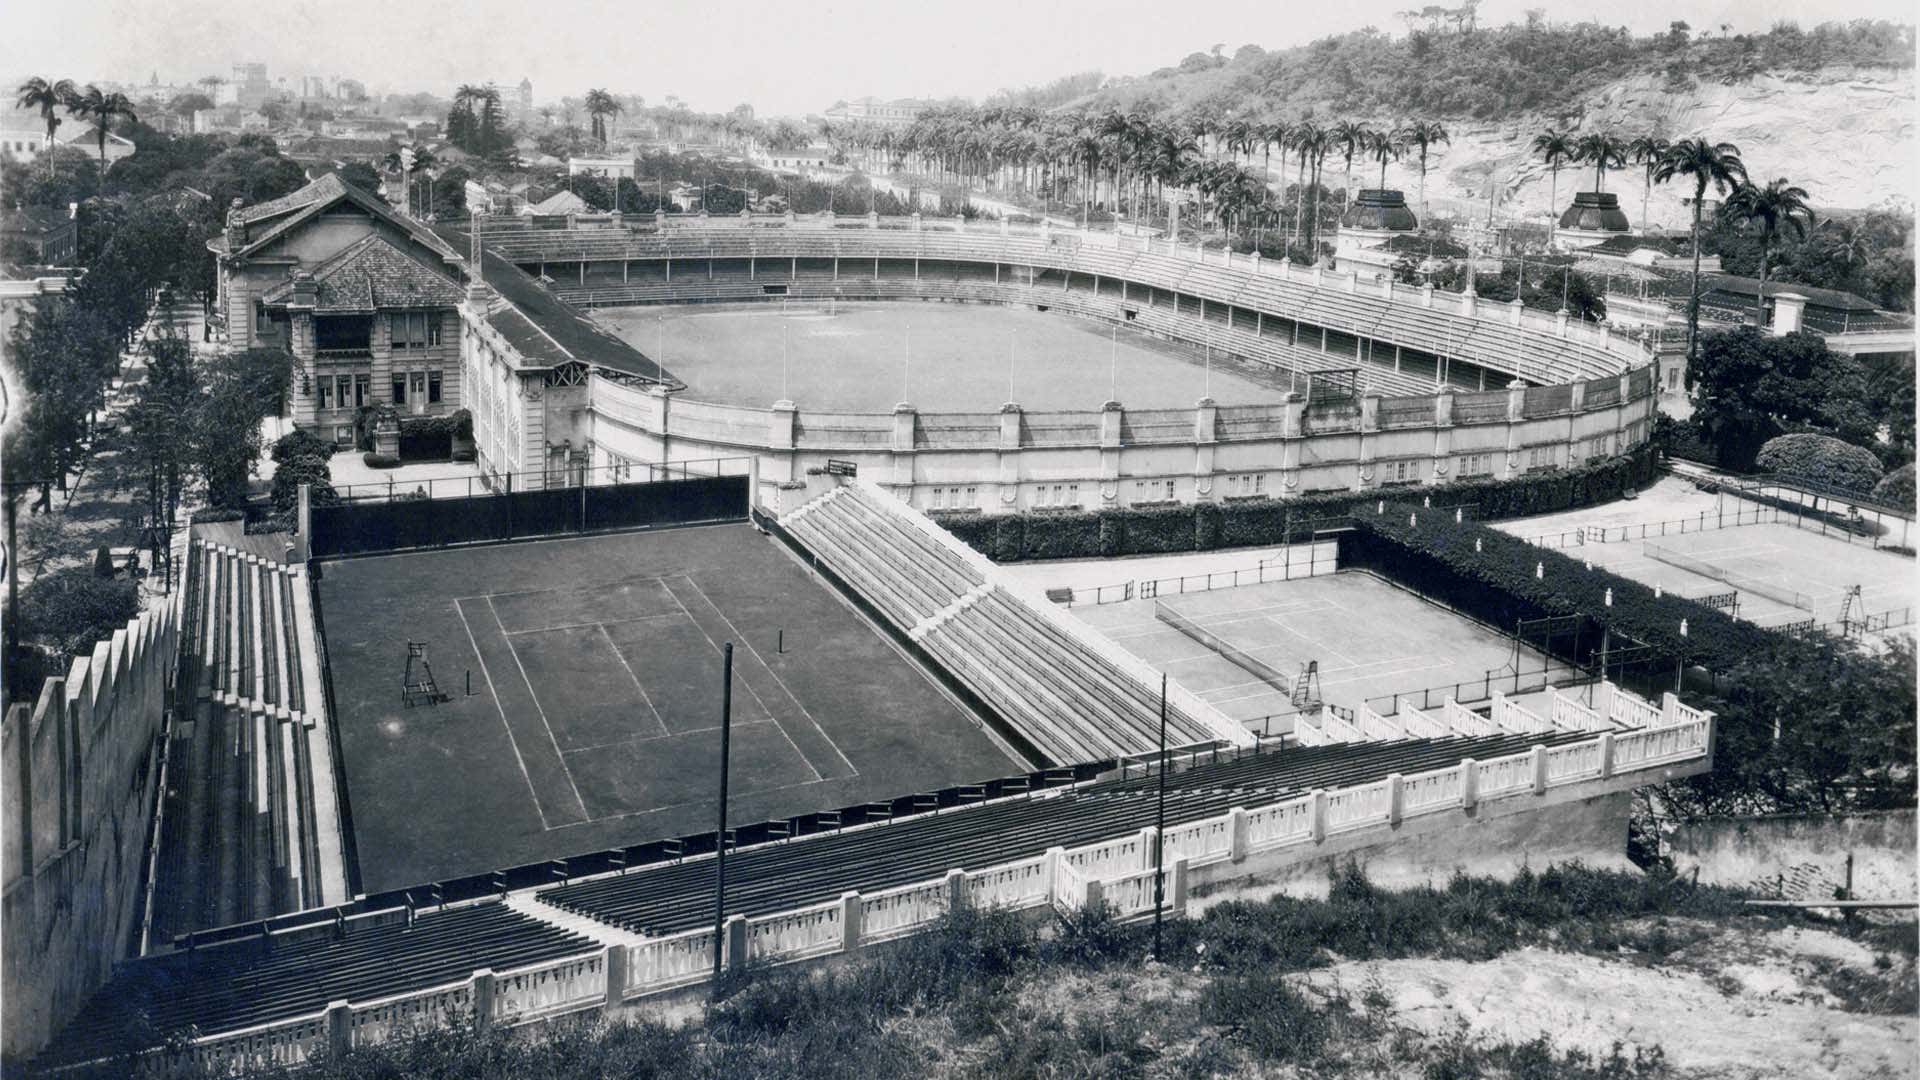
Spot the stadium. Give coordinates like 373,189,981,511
14,189,1739,1073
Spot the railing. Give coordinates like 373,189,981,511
331,456,754,502
1521,504,1782,548
1444,697,1494,737
93,708,1712,1074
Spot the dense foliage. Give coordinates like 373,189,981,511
16,568,142,662
940,447,1655,561
1683,328,1875,470
1754,433,1886,493
1871,463,1915,510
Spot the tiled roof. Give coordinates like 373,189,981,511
235,172,346,224
526,190,590,216
1702,274,1879,314
259,234,463,312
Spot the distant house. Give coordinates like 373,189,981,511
1,205,78,265
567,157,636,181
522,190,591,217
0,105,136,164
823,96,928,128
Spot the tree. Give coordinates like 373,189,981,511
1626,135,1669,233
1399,120,1448,221
1574,131,1625,193
15,76,77,176
1754,432,1885,493
584,88,621,146
1530,127,1575,218
16,568,140,662
1653,137,1747,366
1871,463,1914,510
193,347,293,508
337,160,381,194
168,91,214,118
1723,177,1816,322
69,85,137,178
1365,127,1403,189
1327,119,1369,211
1686,327,1868,469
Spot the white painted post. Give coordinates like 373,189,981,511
326,1000,352,1057
1387,773,1404,826
1531,745,1549,794
841,890,864,953
1084,877,1105,912
1171,855,1190,915
1310,789,1328,842
1595,680,1619,726
1228,806,1249,862
1660,691,1680,727
1139,825,1158,869
601,945,625,1012
725,914,749,972
945,868,969,911
1043,846,1064,897
1460,760,1478,809
471,969,495,1028
1598,733,1616,779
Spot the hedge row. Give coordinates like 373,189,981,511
936,447,1656,563
1350,502,1786,672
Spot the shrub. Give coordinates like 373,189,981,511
1756,433,1885,494
271,453,336,512
93,544,116,579
1871,463,1915,510
363,452,401,469
188,507,245,524
18,568,141,660
270,426,337,465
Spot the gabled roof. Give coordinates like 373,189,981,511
221,171,461,266
526,190,590,216
1702,274,1879,314
258,234,463,312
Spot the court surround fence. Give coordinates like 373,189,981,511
309,468,752,558
124,706,1713,1076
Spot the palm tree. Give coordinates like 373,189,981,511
15,76,77,176
1327,119,1369,212
1291,121,1324,254
1531,127,1576,220
1575,131,1626,193
584,88,620,146
1626,135,1670,234
1366,128,1404,190
1400,120,1449,221
70,85,137,177
1653,137,1747,364
1724,177,1816,323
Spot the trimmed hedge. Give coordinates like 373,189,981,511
932,447,1655,562
1756,433,1885,495
1872,463,1915,512
363,452,401,469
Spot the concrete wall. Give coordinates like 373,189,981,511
2,585,184,1059
1669,811,1918,903
585,368,1654,514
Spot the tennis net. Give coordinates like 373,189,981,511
1641,542,1812,611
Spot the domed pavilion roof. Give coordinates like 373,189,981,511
1558,192,1630,233
1340,189,1418,232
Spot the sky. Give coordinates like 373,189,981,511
5,0,1913,116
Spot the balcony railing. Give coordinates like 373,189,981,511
314,347,373,361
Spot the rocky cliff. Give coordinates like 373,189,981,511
1408,65,1914,230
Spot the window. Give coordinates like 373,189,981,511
316,379,333,411
964,486,977,508
354,374,370,407
428,370,443,404
1527,446,1557,472
391,374,407,405
333,374,352,410
409,371,428,403
1458,453,1492,478
333,424,354,446
1385,459,1418,485
1227,473,1267,498
392,311,439,349
1132,478,1176,504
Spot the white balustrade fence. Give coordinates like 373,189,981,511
1325,780,1394,834
747,899,845,964
1400,766,1466,815
493,952,607,1023
1476,751,1537,800
1444,698,1494,737
860,879,950,943
627,927,716,998
967,855,1051,909
1492,693,1553,735
1549,689,1604,732
1246,795,1317,849
1609,691,1666,730
1358,704,1408,742
1544,740,1605,784
1398,704,1450,739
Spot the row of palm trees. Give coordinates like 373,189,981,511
819,107,1456,255
14,76,139,177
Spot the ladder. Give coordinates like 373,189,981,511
1290,660,1323,711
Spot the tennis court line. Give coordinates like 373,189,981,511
599,623,671,739
452,597,550,831
675,573,859,780
559,716,781,755
657,577,825,785
486,595,594,822
500,611,688,636
546,773,840,831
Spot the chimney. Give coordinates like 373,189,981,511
289,269,318,308
225,197,246,249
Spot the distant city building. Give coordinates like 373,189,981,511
823,96,928,127
0,205,78,265
0,106,136,163
567,156,635,181
221,62,273,108
486,77,534,124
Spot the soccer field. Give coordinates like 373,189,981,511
317,523,1020,892
591,301,1296,412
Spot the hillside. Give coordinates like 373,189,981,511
1070,21,1915,229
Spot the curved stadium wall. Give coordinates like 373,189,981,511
484,216,1658,513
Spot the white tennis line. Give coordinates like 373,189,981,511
546,773,847,832
658,577,824,784
453,597,550,831
599,623,671,739
1257,616,1359,666
487,595,593,822
676,573,859,779
502,611,687,636
560,716,780,754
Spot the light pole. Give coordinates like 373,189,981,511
711,642,734,988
